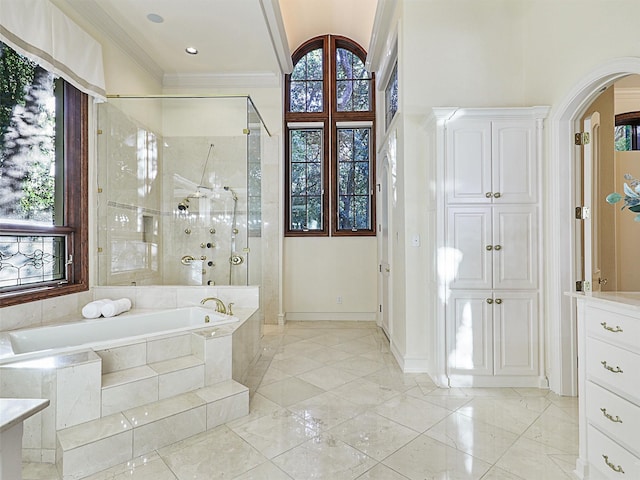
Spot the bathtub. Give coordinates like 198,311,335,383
5,306,238,358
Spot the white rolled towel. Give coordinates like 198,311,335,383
101,298,132,318
82,299,112,319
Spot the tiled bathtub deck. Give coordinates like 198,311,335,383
23,321,579,480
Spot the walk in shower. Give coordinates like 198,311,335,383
96,95,266,286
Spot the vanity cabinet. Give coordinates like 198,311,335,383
575,295,640,480
436,107,548,387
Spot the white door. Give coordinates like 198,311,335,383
446,119,492,204
492,120,537,204
446,206,492,289
446,290,494,376
493,291,538,376
492,205,538,290
379,162,391,337
583,112,601,292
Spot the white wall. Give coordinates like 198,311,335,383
284,237,378,320
371,0,640,379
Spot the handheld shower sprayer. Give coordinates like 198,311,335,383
223,186,238,201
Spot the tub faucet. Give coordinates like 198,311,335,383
200,297,226,314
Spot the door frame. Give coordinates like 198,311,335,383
547,57,640,396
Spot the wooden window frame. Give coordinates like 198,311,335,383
1,82,89,307
284,35,376,237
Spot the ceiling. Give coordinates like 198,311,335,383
53,0,378,87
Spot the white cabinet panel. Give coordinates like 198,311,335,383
492,120,537,204
493,206,538,289
493,292,538,376
447,291,538,377
446,119,537,204
445,120,492,204
446,207,492,289
447,205,538,290
446,291,493,375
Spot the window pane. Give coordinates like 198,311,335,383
336,80,353,111
289,81,307,113
290,48,324,113
615,125,632,151
353,79,371,111
336,48,371,112
337,127,371,231
0,235,65,287
385,62,398,129
289,128,324,231
0,43,58,224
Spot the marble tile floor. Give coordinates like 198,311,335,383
23,321,579,480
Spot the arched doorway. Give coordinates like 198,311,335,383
547,58,640,396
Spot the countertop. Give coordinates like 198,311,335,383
566,291,640,311
0,398,49,432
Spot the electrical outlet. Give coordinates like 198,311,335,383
337,296,343,304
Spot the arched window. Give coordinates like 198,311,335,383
284,35,375,236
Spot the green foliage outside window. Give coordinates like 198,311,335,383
0,42,57,224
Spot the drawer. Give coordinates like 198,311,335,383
587,425,640,479
586,306,640,354
586,338,640,403
586,381,640,455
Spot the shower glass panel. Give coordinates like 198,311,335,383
96,96,268,287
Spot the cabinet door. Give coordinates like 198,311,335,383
446,207,492,289
492,205,538,290
492,120,537,204
446,291,494,375
493,292,538,376
446,120,492,204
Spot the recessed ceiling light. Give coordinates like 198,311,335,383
185,47,198,55
146,13,164,23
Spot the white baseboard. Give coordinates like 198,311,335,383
389,341,431,373
284,312,377,322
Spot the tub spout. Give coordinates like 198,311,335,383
200,297,227,314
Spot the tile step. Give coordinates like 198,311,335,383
100,355,208,415
57,380,249,479
101,355,204,388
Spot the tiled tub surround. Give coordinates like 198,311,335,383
0,286,260,479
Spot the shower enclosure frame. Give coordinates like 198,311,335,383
95,94,269,288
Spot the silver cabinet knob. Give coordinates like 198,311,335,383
493,192,501,198
486,298,493,304
486,192,493,198
494,245,502,251
486,245,493,251
495,298,502,304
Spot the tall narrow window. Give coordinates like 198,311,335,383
285,35,375,237
385,61,398,129
0,41,88,306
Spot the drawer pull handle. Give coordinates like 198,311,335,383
600,408,623,423
602,455,625,474
601,361,623,374
601,322,623,333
